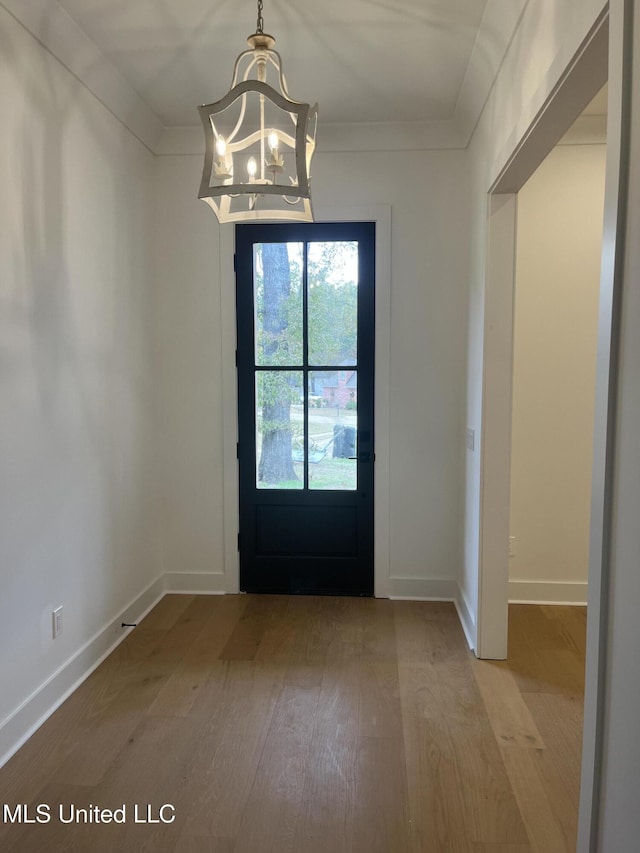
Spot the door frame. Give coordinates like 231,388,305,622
219,205,391,597
477,8,609,661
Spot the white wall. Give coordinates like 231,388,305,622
154,148,471,598
0,7,159,760
154,157,225,582
510,143,605,603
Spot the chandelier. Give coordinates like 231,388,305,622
198,0,318,223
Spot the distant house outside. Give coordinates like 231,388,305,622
320,369,357,408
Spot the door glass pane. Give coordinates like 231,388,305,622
308,371,357,491
254,242,303,366
308,241,358,367
256,371,303,489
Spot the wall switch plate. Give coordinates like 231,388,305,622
509,536,516,558
465,428,475,451
52,606,63,639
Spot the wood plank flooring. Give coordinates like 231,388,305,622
0,597,586,853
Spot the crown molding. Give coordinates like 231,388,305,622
1,0,163,153
310,119,467,153
156,119,467,157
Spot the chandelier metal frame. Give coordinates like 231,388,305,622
198,0,318,223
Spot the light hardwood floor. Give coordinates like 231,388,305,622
0,596,586,853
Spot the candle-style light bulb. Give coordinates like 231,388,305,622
247,156,257,178
266,131,284,178
212,134,232,181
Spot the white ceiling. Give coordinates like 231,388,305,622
54,0,493,128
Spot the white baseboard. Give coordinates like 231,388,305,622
508,579,588,605
389,577,457,600
164,572,227,594
0,575,165,770
454,585,476,651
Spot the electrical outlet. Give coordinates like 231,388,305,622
465,428,475,451
52,606,63,639
509,536,516,558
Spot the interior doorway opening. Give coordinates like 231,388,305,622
508,89,607,609
476,10,609,662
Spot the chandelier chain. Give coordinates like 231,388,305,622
256,0,264,34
